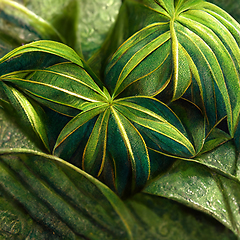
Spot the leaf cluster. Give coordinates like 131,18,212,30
0,0,240,239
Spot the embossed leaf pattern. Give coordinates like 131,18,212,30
144,145,240,236
0,0,240,239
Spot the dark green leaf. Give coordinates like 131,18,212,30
115,97,196,157
0,148,134,240
169,98,205,154
2,62,108,116
104,0,240,137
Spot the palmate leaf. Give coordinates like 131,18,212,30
105,0,240,136
54,96,199,196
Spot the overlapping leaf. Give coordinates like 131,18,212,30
105,0,240,137
0,149,134,240
54,96,200,196
0,82,49,151
1,62,108,116
144,142,240,237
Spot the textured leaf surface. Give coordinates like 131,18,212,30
125,192,237,240
0,149,134,240
0,108,39,150
145,142,240,237
0,0,64,57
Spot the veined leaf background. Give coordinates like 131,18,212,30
0,0,240,239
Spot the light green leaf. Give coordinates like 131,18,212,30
124,192,236,240
82,109,111,177
0,0,64,57
0,40,84,68
144,159,240,237
1,82,49,151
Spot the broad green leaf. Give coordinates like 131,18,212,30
104,0,240,137
54,103,109,161
115,97,196,157
125,192,237,240
195,139,238,177
144,159,240,237
0,148,134,239
54,96,200,196
177,7,240,136
105,23,172,98
1,82,49,151
200,127,231,154
1,62,108,116
88,0,170,78
0,108,39,150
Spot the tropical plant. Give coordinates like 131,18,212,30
0,0,240,239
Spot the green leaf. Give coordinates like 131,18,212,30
0,108,40,150
104,0,240,136
115,97,196,157
0,40,84,68
54,103,109,161
2,62,108,116
82,109,111,177
144,154,240,237
177,5,240,136
1,82,49,151
54,96,200,196
200,127,231,154
0,148,134,239
169,98,205,154
0,0,64,41
110,106,151,193
125,192,237,240
105,23,172,98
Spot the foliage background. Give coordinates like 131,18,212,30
0,0,240,239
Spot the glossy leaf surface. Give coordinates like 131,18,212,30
2,62,107,116
145,140,240,237
54,96,199,196
1,82,49,151
105,0,240,136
